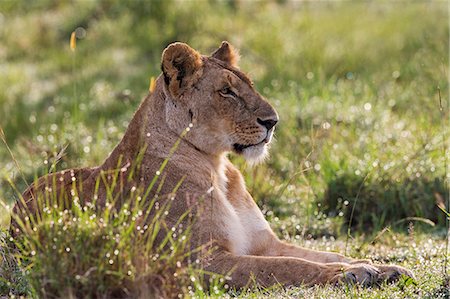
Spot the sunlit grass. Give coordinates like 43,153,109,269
0,202,10,229
0,1,448,298
1,128,211,297
232,235,447,299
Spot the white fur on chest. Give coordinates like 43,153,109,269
214,166,270,256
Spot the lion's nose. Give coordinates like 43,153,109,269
257,117,278,130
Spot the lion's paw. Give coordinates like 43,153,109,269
376,264,415,283
330,263,380,287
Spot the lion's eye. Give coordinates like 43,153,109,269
219,86,237,98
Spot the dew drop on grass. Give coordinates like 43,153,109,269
322,122,331,130
75,27,86,39
392,70,400,79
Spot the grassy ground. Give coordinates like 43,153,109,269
232,235,448,299
0,1,448,298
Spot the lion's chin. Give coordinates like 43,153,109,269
241,143,269,165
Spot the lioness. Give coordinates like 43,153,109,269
14,41,413,288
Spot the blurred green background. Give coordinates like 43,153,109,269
0,0,448,236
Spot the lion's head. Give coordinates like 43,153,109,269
160,41,278,163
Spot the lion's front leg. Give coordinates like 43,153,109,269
205,250,381,288
267,240,413,283
270,241,367,264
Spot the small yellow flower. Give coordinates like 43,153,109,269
70,31,76,51
149,76,156,93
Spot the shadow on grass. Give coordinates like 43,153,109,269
322,173,446,232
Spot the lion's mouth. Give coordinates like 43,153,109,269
233,130,273,154
233,143,253,153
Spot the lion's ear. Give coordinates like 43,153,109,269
161,42,203,97
211,41,240,67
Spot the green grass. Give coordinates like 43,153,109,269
231,235,448,299
0,0,448,298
